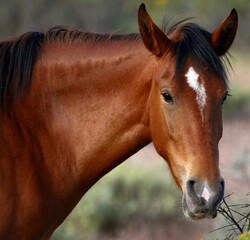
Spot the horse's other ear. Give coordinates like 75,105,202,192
138,3,171,57
211,9,238,56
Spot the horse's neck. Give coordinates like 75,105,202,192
31,41,153,196
0,41,153,236
0,41,154,237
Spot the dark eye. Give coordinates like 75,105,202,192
162,91,174,104
222,93,231,105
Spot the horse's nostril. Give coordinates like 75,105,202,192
188,179,196,186
187,179,198,190
220,179,225,193
212,178,225,207
186,179,201,203
186,179,196,194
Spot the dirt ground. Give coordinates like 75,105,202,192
101,219,211,240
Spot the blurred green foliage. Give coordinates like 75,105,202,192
0,0,249,50
52,162,181,239
224,89,250,118
239,231,250,240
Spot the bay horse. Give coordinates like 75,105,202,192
0,3,238,239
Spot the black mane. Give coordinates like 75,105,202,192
0,27,140,111
0,22,229,111
45,26,140,43
166,21,228,84
0,32,44,110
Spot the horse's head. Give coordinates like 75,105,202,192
138,4,238,219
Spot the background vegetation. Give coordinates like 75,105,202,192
0,0,249,239
0,0,249,49
52,162,184,240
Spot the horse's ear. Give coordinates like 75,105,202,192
138,3,171,57
211,9,238,56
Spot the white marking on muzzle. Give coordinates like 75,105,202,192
185,67,206,120
201,186,211,202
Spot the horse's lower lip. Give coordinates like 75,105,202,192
184,210,204,220
183,207,217,220
182,196,218,220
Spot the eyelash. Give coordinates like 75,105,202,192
222,93,231,104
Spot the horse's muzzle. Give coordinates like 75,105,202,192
182,178,224,219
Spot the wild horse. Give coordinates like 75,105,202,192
0,3,237,239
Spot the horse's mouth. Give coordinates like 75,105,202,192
182,195,218,220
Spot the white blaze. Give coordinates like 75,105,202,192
201,187,211,202
185,67,206,120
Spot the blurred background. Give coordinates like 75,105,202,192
1,0,249,239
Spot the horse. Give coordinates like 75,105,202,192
0,3,238,239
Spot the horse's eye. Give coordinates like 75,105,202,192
222,93,231,105
162,91,174,104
